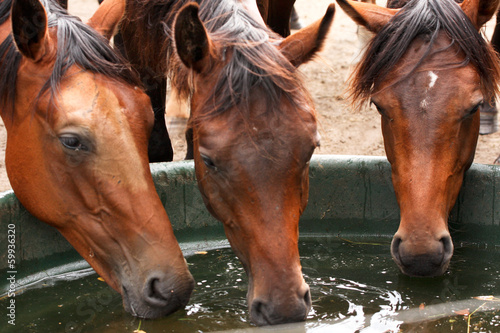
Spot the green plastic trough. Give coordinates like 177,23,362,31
1,154,499,295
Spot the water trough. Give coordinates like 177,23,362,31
1,155,499,332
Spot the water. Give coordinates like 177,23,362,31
2,236,500,332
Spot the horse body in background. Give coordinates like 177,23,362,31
1,0,193,318
257,0,295,37
338,0,500,276
120,0,335,325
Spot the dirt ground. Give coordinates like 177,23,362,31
0,0,499,193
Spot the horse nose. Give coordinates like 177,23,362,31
391,232,453,277
250,284,311,326
141,273,195,317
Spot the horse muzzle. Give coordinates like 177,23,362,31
249,281,311,326
121,271,195,318
391,231,454,277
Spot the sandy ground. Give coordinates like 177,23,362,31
0,0,499,193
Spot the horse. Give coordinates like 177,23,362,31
0,0,194,318
337,0,500,277
257,0,296,37
116,0,305,163
120,0,335,325
389,0,500,139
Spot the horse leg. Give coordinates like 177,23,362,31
479,101,498,135
143,75,174,162
290,7,303,30
166,87,189,118
165,87,189,144
258,0,296,37
479,9,500,136
185,125,194,160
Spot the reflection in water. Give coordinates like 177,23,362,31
1,237,499,332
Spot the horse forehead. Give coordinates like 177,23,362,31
56,72,128,124
385,57,481,108
198,109,316,149
412,67,477,102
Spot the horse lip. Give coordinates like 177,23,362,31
121,286,138,316
396,254,449,277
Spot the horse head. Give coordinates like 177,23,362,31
338,0,500,276
1,0,194,317
172,1,334,325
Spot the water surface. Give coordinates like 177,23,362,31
2,236,499,332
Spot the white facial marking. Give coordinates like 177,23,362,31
420,71,439,110
420,99,428,109
428,71,438,89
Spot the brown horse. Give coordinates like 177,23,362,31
121,0,334,325
257,0,296,37
338,0,500,277
1,0,193,318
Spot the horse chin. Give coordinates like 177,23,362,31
393,256,451,277
120,274,194,319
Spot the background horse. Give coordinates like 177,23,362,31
0,0,194,318
120,0,334,325
257,0,296,37
338,0,500,276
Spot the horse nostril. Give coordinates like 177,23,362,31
250,299,269,326
303,288,312,310
391,235,403,263
440,234,454,261
144,277,169,307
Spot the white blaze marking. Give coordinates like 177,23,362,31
420,71,439,109
428,71,438,89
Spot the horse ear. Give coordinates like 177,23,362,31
336,0,398,33
460,0,500,30
174,2,214,74
87,0,126,41
278,3,335,67
11,0,49,62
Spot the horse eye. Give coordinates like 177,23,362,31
469,102,482,115
371,101,385,116
59,135,88,152
201,154,216,169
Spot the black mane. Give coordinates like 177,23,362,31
349,0,500,107
0,0,141,117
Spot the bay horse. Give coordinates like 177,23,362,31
1,0,194,318
338,0,500,277
257,0,296,37
120,0,335,325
